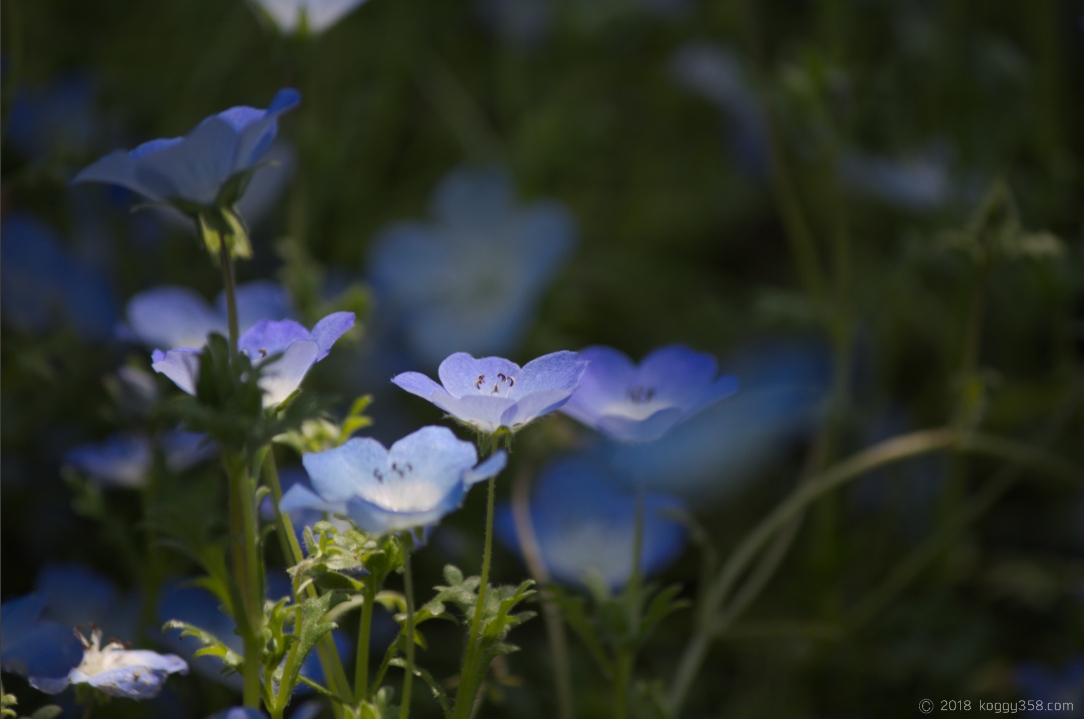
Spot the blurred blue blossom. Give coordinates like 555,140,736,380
561,344,738,442
206,710,268,719
495,455,687,591
1016,658,1084,717
606,339,831,496
64,430,217,489
73,88,299,209
670,43,770,177
6,74,99,164
123,279,293,350
280,426,507,535
839,145,952,211
251,0,368,34
152,312,354,407
34,627,187,699
34,563,140,643
368,166,576,366
0,211,118,338
0,593,85,690
392,351,588,435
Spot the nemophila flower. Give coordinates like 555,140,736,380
33,628,188,699
560,344,738,443
368,166,576,366
0,593,85,689
64,430,216,489
670,43,769,177
34,563,140,643
73,88,299,210
251,0,368,34
391,351,588,435
1016,658,1084,715
606,339,831,496
495,456,687,591
152,312,354,407
260,466,353,547
0,211,118,338
280,426,507,535
839,145,952,211
123,279,293,350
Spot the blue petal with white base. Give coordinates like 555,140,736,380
392,350,588,434
73,89,300,208
281,426,507,535
495,455,687,591
0,593,85,687
561,344,739,443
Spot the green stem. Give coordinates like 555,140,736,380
453,474,497,719
613,652,632,719
355,583,376,701
666,428,1082,715
399,535,417,719
219,240,240,353
226,453,262,708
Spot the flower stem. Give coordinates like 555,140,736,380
453,473,497,719
226,453,263,708
218,239,239,353
612,651,632,719
399,534,417,719
355,581,376,700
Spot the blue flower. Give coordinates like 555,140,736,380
560,344,738,443
1016,658,1084,716
6,73,99,164
64,430,216,488
123,279,293,350
205,710,267,719
838,145,952,211
606,339,831,495
251,0,368,34
0,593,85,690
0,211,118,338
368,166,576,366
152,312,354,407
34,628,188,699
280,426,507,535
260,466,354,546
392,351,588,435
33,563,139,644
495,455,687,591
73,88,300,210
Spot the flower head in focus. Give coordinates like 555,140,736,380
368,166,576,367
495,455,687,591
122,280,292,350
151,312,354,407
33,628,187,699
251,0,368,35
560,344,738,443
280,426,507,536
392,351,588,435
0,593,86,690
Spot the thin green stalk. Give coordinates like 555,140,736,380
218,240,240,353
399,535,417,719
453,474,497,719
613,652,632,719
666,428,1082,715
227,454,262,708
355,583,376,700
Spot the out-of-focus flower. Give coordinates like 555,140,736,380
33,563,139,644
34,628,187,699
839,145,952,211
73,88,300,210
476,0,553,49
495,455,687,591
606,339,831,496
1016,658,1084,716
280,426,507,535
368,166,576,366
392,351,588,435
123,280,293,350
206,710,269,719
670,43,769,177
0,593,85,689
6,74,99,164
0,211,118,338
152,312,354,407
250,0,368,35
561,345,738,443
64,430,216,489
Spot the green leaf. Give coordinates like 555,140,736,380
277,591,345,697
547,586,613,675
389,658,452,718
161,620,242,673
27,708,64,719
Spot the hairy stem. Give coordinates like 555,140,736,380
453,474,497,719
399,535,417,719
218,240,239,354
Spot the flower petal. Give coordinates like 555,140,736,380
594,407,685,443
499,388,574,429
431,393,515,434
152,348,202,396
437,353,521,398
279,483,347,515
239,319,311,358
126,286,224,350
133,117,239,205
509,350,587,399
303,437,389,505
230,88,301,172
258,339,319,407
71,149,162,200
345,486,465,535
390,371,445,400
558,345,637,424
637,344,721,409
225,279,293,333
387,426,477,487
310,311,355,359
464,450,508,486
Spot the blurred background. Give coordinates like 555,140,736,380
4,0,1084,717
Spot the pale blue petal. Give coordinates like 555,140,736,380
134,117,238,205
258,339,319,407
638,344,720,409
390,371,445,399
161,430,217,472
1,594,84,685
239,319,311,358
510,350,587,398
226,280,293,333
303,437,389,504
345,486,465,535
431,393,515,433
430,166,513,229
279,483,346,515
594,407,685,444
75,651,187,699
500,388,574,429
152,348,202,396
387,426,476,487
127,286,223,349
464,450,507,486
437,353,520,398
310,311,355,359
72,149,161,200
64,433,152,488
559,345,637,425
231,88,301,171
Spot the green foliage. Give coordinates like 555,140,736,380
431,566,536,664
162,620,244,676
274,394,373,454
290,522,402,593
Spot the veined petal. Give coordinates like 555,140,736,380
231,88,301,171
345,486,465,536
310,311,355,359
258,339,319,407
239,319,311,358
390,371,445,399
638,344,721,409
464,450,507,486
499,388,574,429
437,353,520,398
152,348,202,396
303,437,388,504
509,350,587,398
134,117,239,206
431,393,515,434
71,150,159,200
279,483,346,515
